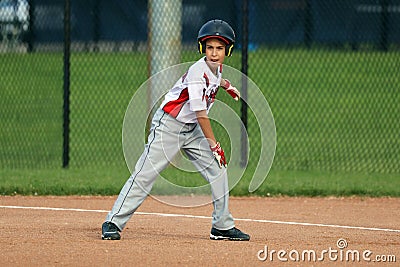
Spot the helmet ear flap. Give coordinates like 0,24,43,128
198,41,206,54
226,44,234,56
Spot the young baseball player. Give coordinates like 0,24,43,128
102,19,250,241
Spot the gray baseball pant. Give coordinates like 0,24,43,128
105,108,235,231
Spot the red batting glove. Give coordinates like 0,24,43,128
210,142,227,168
222,79,240,101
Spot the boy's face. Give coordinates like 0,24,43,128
205,38,226,66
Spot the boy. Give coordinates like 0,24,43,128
102,19,250,241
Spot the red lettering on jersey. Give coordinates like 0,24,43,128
203,73,210,88
205,88,219,109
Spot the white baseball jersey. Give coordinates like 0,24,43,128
161,57,222,123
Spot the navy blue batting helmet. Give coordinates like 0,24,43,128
197,19,235,56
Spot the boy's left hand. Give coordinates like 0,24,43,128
210,142,227,168
222,79,240,101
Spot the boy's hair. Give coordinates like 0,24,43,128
197,19,235,56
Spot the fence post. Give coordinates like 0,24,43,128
147,0,182,117
240,0,249,168
92,0,100,52
27,0,35,52
63,0,71,168
304,0,313,48
379,0,389,52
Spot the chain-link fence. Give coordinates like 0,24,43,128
1,0,399,173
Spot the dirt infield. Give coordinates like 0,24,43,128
1,196,399,266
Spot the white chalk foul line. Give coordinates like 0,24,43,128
1,205,399,233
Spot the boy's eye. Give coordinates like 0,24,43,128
207,46,224,50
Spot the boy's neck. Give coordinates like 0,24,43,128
205,58,221,75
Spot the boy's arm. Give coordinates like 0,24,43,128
195,110,227,168
220,78,229,89
220,78,240,101
195,110,216,147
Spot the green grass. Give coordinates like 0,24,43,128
1,166,399,197
248,48,400,173
0,167,129,195
0,53,63,169
1,48,399,196
240,169,400,197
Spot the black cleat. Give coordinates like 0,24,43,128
210,227,250,241
102,222,121,240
